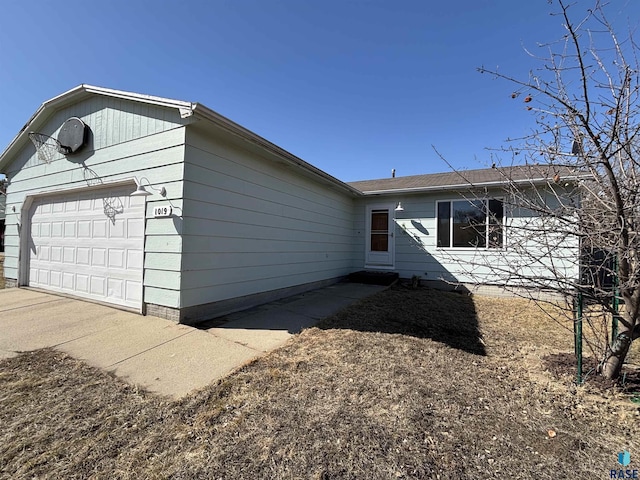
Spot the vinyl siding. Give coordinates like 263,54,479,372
356,190,580,287
6,95,189,173
2,97,187,308
181,128,356,309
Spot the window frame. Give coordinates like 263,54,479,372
435,198,505,250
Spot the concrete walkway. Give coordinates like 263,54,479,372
0,282,385,399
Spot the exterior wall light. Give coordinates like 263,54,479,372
395,202,404,212
131,177,167,197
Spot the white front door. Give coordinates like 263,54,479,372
26,185,145,309
365,204,395,267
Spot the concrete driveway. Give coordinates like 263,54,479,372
0,282,385,399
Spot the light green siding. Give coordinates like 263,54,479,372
2,96,187,308
355,190,580,288
180,128,357,309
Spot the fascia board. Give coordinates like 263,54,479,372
80,85,194,117
191,103,363,197
0,85,196,171
357,174,592,195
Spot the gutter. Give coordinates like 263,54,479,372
0,84,362,198
356,173,593,196
80,85,194,118
191,103,363,197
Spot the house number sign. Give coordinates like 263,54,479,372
153,205,173,218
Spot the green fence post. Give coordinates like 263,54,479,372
612,254,619,343
574,292,583,385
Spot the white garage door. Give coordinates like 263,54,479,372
27,185,145,309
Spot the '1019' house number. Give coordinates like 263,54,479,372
153,205,172,218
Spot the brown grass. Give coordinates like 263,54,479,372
1,285,639,479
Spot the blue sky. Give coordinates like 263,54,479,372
0,0,638,182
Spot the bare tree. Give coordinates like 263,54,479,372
461,0,640,380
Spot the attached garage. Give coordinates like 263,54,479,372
0,85,361,323
25,185,145,310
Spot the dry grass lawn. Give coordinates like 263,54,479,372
1,285,639,479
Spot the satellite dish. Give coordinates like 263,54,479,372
57,117,87,154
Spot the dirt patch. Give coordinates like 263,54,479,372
541,352,620,389
1,285,639,479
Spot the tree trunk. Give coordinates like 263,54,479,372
600,331,632,379
601,271,640,379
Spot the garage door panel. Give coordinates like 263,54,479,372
62,272,74,290
76,275,89,293
109,249,125,268
65,199,77,212
110,220,125,238
78,198,92,211
128,250,143,269
52,222,63,237
93,219,107,238
63,246,75,263
78,221,91,237
28,186,144,309
108,278,124,299
126,280,142,302
50,270,61,287
64,222,76,237
77,247,90,265
38,269,49,285
91,277,105,296
93,248,106,266
128,218,144,237
51,246,62,262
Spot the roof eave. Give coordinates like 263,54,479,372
0,84,195,171
80,85,194,116
192,103,363,197
356,174,591,195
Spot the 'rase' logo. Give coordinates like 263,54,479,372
610,450,638,479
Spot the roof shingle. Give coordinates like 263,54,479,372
347,165,584,194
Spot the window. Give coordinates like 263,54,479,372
370,209,389,252
436,199,503,248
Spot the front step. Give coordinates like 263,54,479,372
348,270,399,286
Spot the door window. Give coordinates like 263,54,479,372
370,209,389,252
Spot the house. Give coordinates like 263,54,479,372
348,167,582,295
0,85,581,323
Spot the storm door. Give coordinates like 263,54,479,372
365,204,395,267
